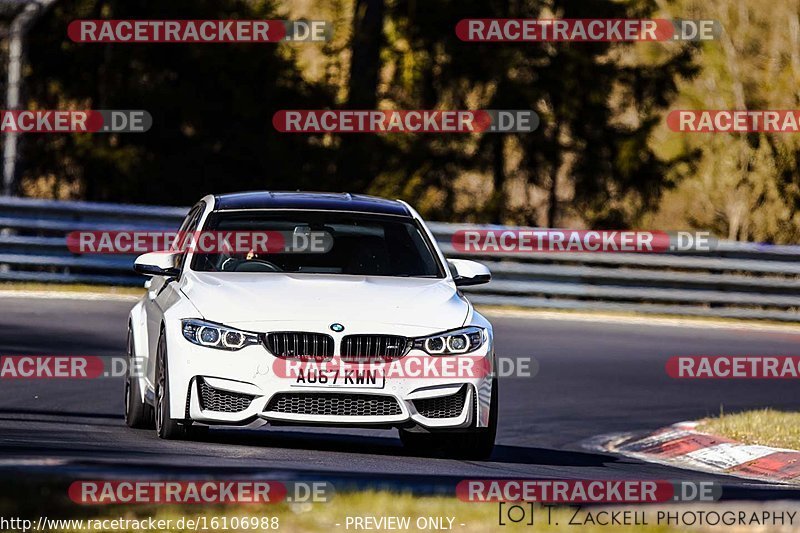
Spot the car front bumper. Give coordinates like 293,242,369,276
164,322,495,431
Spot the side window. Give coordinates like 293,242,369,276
173,204,204,273
172,207,200,248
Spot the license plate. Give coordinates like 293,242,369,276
292,368,385,389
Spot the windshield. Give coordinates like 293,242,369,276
191,210,444,278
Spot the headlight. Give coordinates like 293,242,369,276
412,326,486,356
181,319,260,351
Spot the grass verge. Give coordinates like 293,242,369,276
39,492,676,533
0,282,144,296
699,409,800,450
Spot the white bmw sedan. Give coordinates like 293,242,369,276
125,192,497,459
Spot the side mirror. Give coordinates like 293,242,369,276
134,252,181,277
448,259,491,287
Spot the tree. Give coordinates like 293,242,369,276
21,0,337,204
646,0,800,243
375,0,697,227
335,0,385,191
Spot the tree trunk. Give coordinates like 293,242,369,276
547,158,559,228
490,135,505,224
336,0,384,190
347,0,383,110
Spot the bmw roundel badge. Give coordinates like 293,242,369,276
330,323,345,332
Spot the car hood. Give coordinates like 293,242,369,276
181,271,470,333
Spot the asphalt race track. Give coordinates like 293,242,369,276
1,295,800,499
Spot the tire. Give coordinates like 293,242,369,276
400,379,498,460
462,377,498,460
124,326,154,429
155,329,188,440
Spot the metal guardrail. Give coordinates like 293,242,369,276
1,197,800,321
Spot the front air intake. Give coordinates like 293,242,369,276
413,386,468,419
198,379,254,413
265,392,402,417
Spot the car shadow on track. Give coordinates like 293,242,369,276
0,408,123,418
0,407,619,468
197,427,619,467
0,408,124,427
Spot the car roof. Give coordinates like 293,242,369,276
213,191,411,217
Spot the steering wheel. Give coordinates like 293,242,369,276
233,258,283,272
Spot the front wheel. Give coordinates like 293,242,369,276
400,379,498,460
124,326,154,429
155,330,188,440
